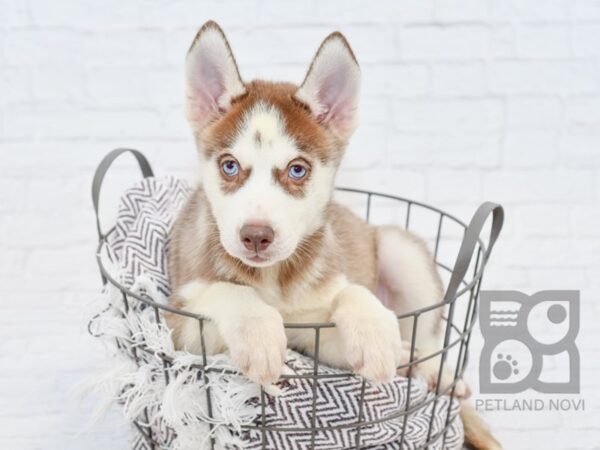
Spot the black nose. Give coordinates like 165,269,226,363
240,224,275,252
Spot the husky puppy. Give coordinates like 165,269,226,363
166,21,500,450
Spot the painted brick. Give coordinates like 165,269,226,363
502,130,560,168
490,0,572,21
489,61,598,95
393,99,504,133
506,96,563,129
431,63,487,97
433,0,490,22
483,170,595,203
401,25,490,60
573,23,600,57
516,24,571,59
363,65,430,99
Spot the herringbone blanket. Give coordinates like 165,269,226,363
93,176,463,450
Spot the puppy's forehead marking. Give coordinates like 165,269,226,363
231,104,299,166
249,110,280,142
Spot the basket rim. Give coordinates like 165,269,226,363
108,315,471,377
96,187,488,325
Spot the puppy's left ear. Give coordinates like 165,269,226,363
295,32,360,141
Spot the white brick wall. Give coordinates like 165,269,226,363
1,1,599,449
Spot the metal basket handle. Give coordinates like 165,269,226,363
443,202,504,303
92,148,154,240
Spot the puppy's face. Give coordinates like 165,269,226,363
185,22,360,267
200,95,338,268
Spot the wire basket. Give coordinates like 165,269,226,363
91,148,504,450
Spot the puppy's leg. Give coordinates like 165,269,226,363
375,226,470,398
329,283,405,383
167,280,287,386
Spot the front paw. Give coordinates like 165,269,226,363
224,309,287,386
338,308,404,383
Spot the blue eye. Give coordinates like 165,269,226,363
288,164,307,180
221,159,239,177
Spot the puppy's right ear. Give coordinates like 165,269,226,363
186,21,246,131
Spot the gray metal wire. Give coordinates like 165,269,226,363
92,149,503,450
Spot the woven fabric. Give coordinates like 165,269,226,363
101,176,463,450
108,176,190,297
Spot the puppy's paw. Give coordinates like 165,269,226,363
417,361,471,399
338,308,404,384
223,308,287,386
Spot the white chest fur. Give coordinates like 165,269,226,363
253,269,349,324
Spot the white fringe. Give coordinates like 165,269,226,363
88,269,264,450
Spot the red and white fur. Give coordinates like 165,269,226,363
166,21,500,450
